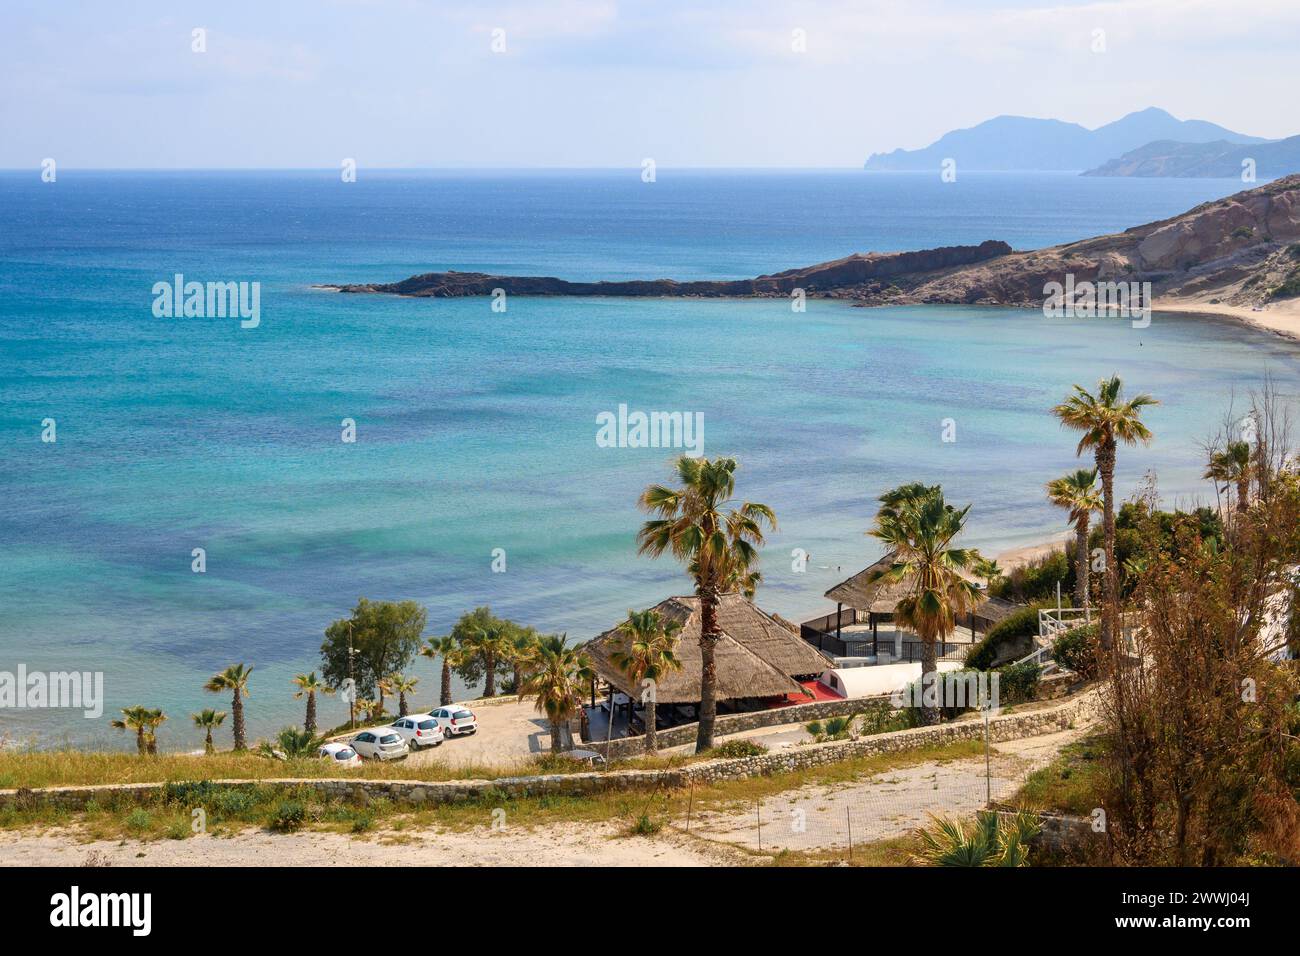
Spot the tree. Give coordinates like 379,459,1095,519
259,727,322,760
204,663,253,751
608,609,683,753
321,598,427,713
385,674,419,716
110,705,157,756
637,456,775,753
291,672,332,734
421,636,463,707
869,483,981,725
1052,376,1158,651
506,628,541,694
445,607,514,694
192,709,226,755
1046,467,1103,609
1204,439,1253,514
518,634,593,753
460,619,514,698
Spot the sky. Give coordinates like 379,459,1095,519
2,0,1299,168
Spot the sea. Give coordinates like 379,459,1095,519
2,168,1297,749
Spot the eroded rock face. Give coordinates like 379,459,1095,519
325,175,1300,308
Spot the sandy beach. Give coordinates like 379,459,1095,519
1156,297,1300,343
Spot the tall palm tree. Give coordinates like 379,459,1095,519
143,708,166,755
291,672,332,734
637,455,776,753
421,636,462,707
1046,467,1103,609
1204,440,1252,514
608,609,683,753
192,709,226,755
869,484,981,726
386,674,419,716
1052,376,1158,651
519,634,593,753
461,621,512,697
110,705,156,756
507,629,540,693
204,663,253,750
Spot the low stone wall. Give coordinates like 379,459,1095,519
584,695,892,759
0,691,1096,813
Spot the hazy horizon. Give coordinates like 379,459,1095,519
4,0,1299,169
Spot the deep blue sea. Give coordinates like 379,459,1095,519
2,169,1297,749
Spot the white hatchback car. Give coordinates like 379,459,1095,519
349,729,409,761
317,742,362,769
389,714,445,750
431,705,478,737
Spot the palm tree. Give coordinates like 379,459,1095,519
386,674,419,716
291,672,332,734
608,609,684,753
869,484,981,726
1204,440,1252,514
461,621,512,697
519,634,593,753
110,705,156,756
1046,467,1103,609
192,709,226,755
204,663,253,750
258,727,322,760
1052,376,1158,651
507,629,540,694
637,456,776,752
421,636,462,707
142,708,166,755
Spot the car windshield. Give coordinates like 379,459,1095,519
418,720,437,730
335,748,356,759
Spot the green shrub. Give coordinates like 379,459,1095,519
1053,623,1100,678
996,661,1042,704
966,605,1044,670
632,812,663,836
710,739,768,759
268,798,307,833
989,550,1072,603
125,808,151,832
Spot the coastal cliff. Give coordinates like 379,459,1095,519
328,175,1300,311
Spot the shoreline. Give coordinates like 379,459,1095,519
1153,298,1300,344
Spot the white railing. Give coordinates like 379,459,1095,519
1038,606,1091,642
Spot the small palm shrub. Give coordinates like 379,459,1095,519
911,811,1042,866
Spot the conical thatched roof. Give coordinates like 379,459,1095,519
582,593,827,705
825,551,989,614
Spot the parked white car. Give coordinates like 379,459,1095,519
389,714,445,750
349,729,409,761
431,705,478,737
317,742,362,769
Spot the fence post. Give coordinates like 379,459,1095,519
984,712,992,808
846,806,853,863
686,783,694,833
755,797,762,852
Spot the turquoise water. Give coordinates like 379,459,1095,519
2,170,1296,749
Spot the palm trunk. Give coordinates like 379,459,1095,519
484,650,496,697
147,733,158,756
695,584,721,752
136,727,147,757
1097,440,1117,653
1236,477,1248,513
645,698,658,753
1075,516,1090,609
204,729,214,755
304,691,317,734
399,690,408,717
549,719,561,752
919,636,938,726
440,662,452,706
232,691,246,750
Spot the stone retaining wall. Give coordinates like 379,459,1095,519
0,692,1096,813
583,694,892,759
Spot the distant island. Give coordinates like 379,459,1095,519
862,106,1272,175
1083,135,1300,178
326,175,1300,336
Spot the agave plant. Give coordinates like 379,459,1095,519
911,811,1042,867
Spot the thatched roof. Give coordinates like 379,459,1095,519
825,551,994,615
581,593,827,705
